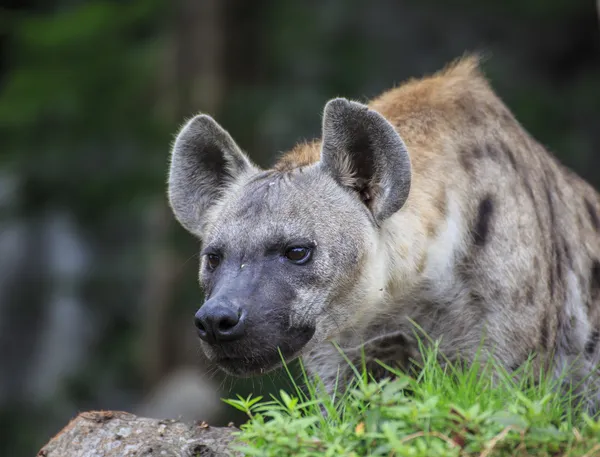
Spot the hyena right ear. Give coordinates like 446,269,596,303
168,114,258,235
319,98,412,224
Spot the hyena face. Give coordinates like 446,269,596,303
168,99,411,377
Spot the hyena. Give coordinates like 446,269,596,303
167,56,600,410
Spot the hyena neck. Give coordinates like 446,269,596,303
379,184,467,307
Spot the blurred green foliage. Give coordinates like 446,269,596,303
0,0,168,218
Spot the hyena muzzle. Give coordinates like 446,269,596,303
167,56,600,412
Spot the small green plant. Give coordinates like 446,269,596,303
223,343,600,456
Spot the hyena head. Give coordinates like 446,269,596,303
168,98,411,377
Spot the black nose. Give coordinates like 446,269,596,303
194,301,245,344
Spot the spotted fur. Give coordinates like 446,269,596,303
168,56,600,412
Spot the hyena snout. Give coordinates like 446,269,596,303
192,283,316,376
194,298,246,344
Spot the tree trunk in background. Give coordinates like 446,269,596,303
139,0,224,390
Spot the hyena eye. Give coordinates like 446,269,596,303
284,246,312,264
205,254,221,270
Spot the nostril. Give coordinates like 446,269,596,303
214,307,245,342
194,313,210,344
194,315,207,332
217,314,239,332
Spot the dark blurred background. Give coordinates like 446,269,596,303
0,0,599,455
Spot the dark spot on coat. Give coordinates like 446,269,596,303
591,260,600,300
473,196,494,246
561,237,573,269
468,290,487,314
486,143,499,161
376,333,408,351
585,198,600,232
540,312,549,349
523,177,544,233
492,288,502,301
502,144,518,171
545,185,560,299
526,285,534,305
486,141,518,171
459,147,481,173
555,246,563,285
545,185,556,228
459,152,472,173
585,329,600,356
509,363,521,372
523,178,535,201
511,290,520,305
548,264,555,300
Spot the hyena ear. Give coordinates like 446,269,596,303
319,98,412,223
168,114,258,235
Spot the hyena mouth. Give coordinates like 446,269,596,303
215,355,286,377
211,325,316,376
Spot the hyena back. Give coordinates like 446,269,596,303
167,56,600,411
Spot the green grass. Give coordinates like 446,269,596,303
223,341,600,456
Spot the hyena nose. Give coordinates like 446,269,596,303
194,301,245,344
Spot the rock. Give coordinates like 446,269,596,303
38,410,241,457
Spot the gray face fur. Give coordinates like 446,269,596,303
168,98,411,376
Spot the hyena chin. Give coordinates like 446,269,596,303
168,56,600,412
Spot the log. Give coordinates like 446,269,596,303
38,411,241,457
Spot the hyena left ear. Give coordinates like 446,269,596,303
168,114,258,236
319,98,412,223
